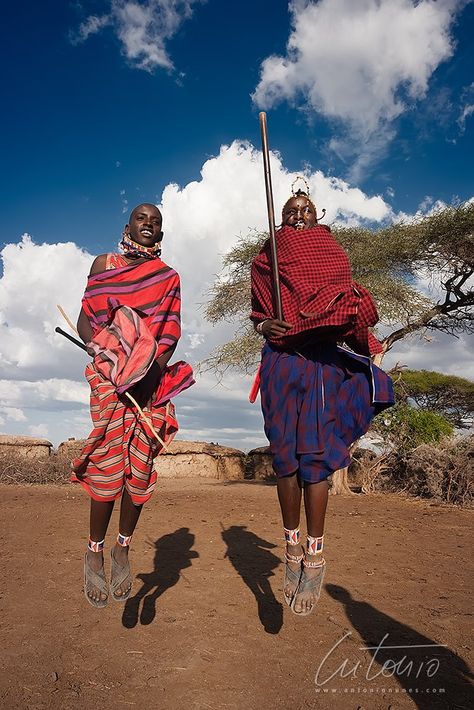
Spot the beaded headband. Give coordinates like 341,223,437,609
119,232,162,259
282,176,326,222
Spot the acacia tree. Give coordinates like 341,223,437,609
395,370,474,429
205,202,474,492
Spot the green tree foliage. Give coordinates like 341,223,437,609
374,403,454,453
395,369,474,428
205,203,474,373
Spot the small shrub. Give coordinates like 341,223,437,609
354,452,391,495
374,403,454,453
380,435,473,506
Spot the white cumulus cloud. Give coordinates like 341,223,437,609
28,423,50,439
1,141,471,448
72,0,204,72
0,235,93,381
252,0,463,180
458,82,474,132
160,140,392,353
2,407,27,422
71,14,111,44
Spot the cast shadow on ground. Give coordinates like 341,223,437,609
221,524,283,635
122,527,198,629
326,584,473,709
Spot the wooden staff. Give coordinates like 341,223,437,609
259,111,283,321
55,323,167,448
56,304,79,336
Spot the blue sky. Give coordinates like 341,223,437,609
2,0,473,245
1,0,473,447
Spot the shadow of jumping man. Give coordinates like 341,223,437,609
325,584,473,709
221,524,283,635
122,527,198,628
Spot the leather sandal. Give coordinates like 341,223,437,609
291,557,326,616
83,553,108,608
110,548,133,602
284,548,304,607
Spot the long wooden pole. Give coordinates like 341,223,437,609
259,112,283,321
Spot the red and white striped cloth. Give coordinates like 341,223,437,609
71,257,194,504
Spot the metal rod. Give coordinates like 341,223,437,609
55,326,88,351
259,111,283,321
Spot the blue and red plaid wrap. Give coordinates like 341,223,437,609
259,342,394,483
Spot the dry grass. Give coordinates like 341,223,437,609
351,451,391,495
355,435,474,507
2,437,473,508
0,450,71,485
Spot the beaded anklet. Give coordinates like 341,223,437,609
117,533,133,547
304,534,325,567
306,534,324,555
88,538,105,553
284,526,303,564
284,526,300,546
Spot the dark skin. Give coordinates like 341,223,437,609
257,195,318,340
78,203,176,604
256,194,328,613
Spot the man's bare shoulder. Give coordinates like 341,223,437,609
89,254,108,275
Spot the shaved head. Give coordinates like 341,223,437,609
129,203,162,222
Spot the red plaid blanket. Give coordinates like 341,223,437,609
251,225,382,355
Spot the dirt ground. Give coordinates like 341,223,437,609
0,480,472,710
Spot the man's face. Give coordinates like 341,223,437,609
126,204,163,247
282,196,317,230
